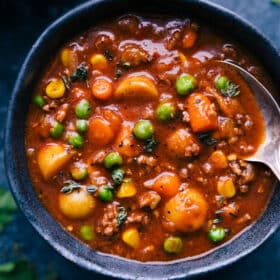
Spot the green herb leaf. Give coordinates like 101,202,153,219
61,75,70,90
144,137,159,153
221,81,240,97
0,260,36,280
115,69,123,80
104,49,113,61
271,0,280,6
197,132,218,146
70,64,88,82
0,188,17,233
112,168,125,186
117,206,127,226
60,180,80,194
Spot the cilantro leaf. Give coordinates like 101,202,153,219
144,137,159,153
221,80,240,97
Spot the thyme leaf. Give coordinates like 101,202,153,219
104,49,113,61
144,137,159,153
116,206,127,226
87,185,97,194
60,180,80,194
61,75,70,90
197,132,218,146
221,81,240,97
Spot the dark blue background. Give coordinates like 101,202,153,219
0,0,279,279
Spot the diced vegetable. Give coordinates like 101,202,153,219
75,99,91,119
70,163,88,181
208,227,226,242
80,225,95,241
59,188,96,219
182,30,197,48
61,48,78,70
91,78,113,100
68,132,84,149
104,152,123,169
176,74,197,96
156,103,176,121
33,95,45,108
88,117,114,146
163,236,183,253
122,228,140,248
98,186,114,202
45,78,66,99
117,180,137,198
146,172,180,198
187,93,218,133
37,144,76,180
114,75,159,100
217,177,236,198
164,189,207,232
209,150,228,169
133,120,154,140
90,54,108,70
115,123,140,157
76,119,88,133
50,122,64,138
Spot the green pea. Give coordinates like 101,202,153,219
50,122,64,138
33,95,45,108
75,99,91,119
112,168,125,186
104,152,123,169
156,103,176,121
70,164,88,181
176,74,197,95
98,186,114,202
215,76,229,91
68,132,84,148
163,236,183,253
208,227,226,242
76,119,88,133
133,120,154,140
80,225,95,241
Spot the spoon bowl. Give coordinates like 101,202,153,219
219,60,280,180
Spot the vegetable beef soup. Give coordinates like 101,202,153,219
25,15,275,261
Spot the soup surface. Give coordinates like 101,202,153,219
25,15,275,261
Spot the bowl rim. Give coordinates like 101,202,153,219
5,0,280,279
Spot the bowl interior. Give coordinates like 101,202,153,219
5,0,280,279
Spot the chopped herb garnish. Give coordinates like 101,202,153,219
115,69,123,79
112,168,125,186
215,209,225,215
0,187,17,233
87,185,97,194
70,63,88,82
213,216,224,224
220,81,240,97
215,195,225,206
197,132,218,146
121,62,131,70
116,206,127,226
60,180,80,194
104,49,113,61
144,137,159,153
61,75,70,90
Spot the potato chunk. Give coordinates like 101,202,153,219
164,189,208,232
59,188,96,219
37,144,76,180
114,75,159,100
166,128,201,158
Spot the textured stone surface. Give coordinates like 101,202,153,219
0,0,279,279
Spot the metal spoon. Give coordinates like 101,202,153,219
219,60,280,181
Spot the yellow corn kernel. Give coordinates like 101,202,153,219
46,78,66,99
217,178,236,198
209,150,228,169
61,48,70,67
179,52,187,65
122,228,140,248
90,54,108,70
117,180,137,198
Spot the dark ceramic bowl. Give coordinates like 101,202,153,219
5,0,280,279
